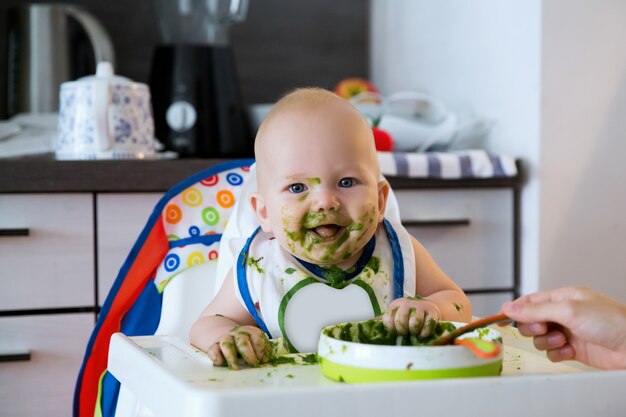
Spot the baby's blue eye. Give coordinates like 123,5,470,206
338,177,355,188
289,183,307,193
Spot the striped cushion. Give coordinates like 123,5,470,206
377,150,517,179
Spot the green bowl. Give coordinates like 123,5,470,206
317,321,503,383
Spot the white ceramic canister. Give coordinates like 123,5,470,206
56,62,156,159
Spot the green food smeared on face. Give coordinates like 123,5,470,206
297,192,309,202
306,177,321,186
453,302,464,312
302,212,327,229
284,267,297,274
347,223,363,232
326,230,349,253
247,256,264,274
323,319,459,346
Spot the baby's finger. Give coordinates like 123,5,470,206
382,307,398,333
532,330,568,351
408,308,424,335
207,343,226,366
546,344,575,363
219,336,240,370
233,331,259,367
249,330,272,363
420,311,438,338
394,305,411,335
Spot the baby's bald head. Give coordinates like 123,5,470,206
254,88,379,193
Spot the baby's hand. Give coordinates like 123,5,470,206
207,325,272,370
382,296,442,337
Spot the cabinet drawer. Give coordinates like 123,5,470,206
0,194,94,310
97,193,162,306
396,189,513,290
0,313,94,417
467,292,514,318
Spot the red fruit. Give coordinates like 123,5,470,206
372,127,393,151
334,78,379,99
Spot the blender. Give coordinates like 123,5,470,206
150,0,253,158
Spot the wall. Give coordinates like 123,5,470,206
370,0,542,296
0,0,369,118
371,0,626,301
540,0,626,298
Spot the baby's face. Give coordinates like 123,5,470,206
253,101,386,266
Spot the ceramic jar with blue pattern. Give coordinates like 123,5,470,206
56,62,156,159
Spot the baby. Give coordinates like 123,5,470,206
190,88,471,368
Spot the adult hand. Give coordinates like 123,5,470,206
207,325,272,370
383,296,442,337
501,286,626,369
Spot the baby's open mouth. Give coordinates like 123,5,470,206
309,224,344,238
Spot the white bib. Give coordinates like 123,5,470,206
235,219,415,352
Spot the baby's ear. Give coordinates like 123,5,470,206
377,180,390,221
250,192,272,232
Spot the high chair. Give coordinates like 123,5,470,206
73,159,402,417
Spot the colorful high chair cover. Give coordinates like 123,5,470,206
73,159,254,417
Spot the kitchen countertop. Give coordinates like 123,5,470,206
0,155,523,193
108,326,626,417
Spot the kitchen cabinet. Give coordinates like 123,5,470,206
0,314,94,417
396,189,516,317
96,193,162,306
0,194,94,311
0,193,159,415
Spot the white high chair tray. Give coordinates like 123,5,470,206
108,326,626,417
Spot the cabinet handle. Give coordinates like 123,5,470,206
0,352,31,362
0,228,30,237
403,219,471,227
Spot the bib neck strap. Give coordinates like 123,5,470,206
293,234,376,288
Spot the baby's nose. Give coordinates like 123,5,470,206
312,189,340,212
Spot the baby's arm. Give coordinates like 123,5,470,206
189,270,271,369
383,236,472,335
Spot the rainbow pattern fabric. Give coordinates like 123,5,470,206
73,159,254,417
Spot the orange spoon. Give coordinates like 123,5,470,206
454,337,501,358
431,313,512,346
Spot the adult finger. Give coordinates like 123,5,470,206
233,331,259,367
502,299,574,327
533,330,567,351
207,343,225,366
512,286,582,306
516,322,548,337
219,335,240,370
546,344,575,363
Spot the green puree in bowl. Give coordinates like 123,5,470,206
323,320,457,346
